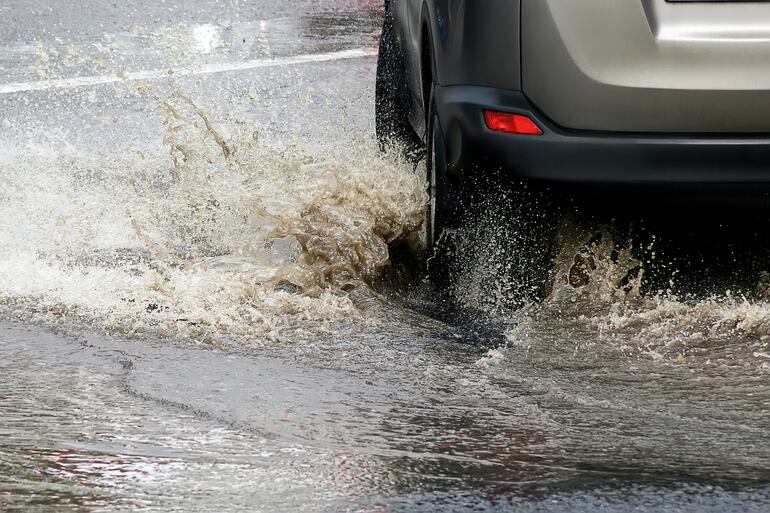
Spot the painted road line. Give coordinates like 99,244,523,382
0,48,378,95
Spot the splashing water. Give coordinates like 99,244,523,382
0,87,426,344
469,219,770,485
536,224,770,365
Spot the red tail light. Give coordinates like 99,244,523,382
483,110,543,135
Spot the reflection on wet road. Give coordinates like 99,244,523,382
2,1,770,511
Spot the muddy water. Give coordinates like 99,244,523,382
2,1,770,511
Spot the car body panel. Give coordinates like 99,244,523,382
420,0,521,90
400,0,522,139
437,85,770,187
522,0,770,132
383,0,770,192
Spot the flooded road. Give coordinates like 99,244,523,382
2,1,770,511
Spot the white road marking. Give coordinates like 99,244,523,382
0,48,377,95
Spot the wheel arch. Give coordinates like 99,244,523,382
408,0,524,141
414,0,523,114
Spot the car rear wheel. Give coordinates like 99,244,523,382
420,86,453,265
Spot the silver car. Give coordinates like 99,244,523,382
375,0,770,271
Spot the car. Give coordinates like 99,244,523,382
375,0,770,295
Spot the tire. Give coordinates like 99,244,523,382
375,1,421,159
391,83,454,278
423,85,453,265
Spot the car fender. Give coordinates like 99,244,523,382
408,0,522,139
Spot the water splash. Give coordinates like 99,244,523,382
483,218,770,368
0,88,425,344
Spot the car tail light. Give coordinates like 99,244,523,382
483,110,543,135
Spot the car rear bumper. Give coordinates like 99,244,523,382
436,85,770,187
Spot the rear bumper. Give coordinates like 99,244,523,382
436,85,770,186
